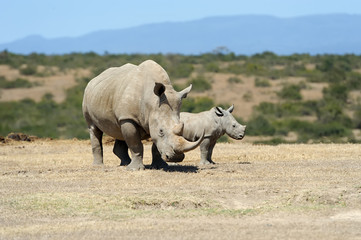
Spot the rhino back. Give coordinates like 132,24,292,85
180,110,222,141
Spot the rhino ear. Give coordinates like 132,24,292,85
154,82,166,97
179,84,192,99
215,107,224,117
227,104,234,113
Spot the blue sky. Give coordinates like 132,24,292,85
1,0,360,44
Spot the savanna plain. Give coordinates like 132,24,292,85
1,139,361,239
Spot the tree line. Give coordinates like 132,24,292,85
0,51,361,143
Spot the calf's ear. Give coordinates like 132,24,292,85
215,107,224,117
154,82,166,97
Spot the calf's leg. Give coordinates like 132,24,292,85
199,139,215,165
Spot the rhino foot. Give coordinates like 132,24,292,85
120,159,131,166
93,160,104,166
200,159,216,165
126,162,145,171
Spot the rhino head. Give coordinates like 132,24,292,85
215,105,246,140
149,83,204,160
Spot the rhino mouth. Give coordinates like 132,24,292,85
237,135,244,140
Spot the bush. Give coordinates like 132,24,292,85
275,118,350,142
346,72,361,90
224,64,243,75
254,77,271,87
0,76,38,88
168,63,194,78
255,102,313,118
181,97,214,113
353,104,361,129
217,135,229,143
243,92,253,102
246,115,275,136
20,64,37,75
205,62,220,72
227,76,242,84
322,83,349,103
277,84,302,100
187,76,212,92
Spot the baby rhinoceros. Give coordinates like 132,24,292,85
169,105,246,165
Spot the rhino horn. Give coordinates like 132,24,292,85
173,122,184,136
227,104,234,113
174,130,205,153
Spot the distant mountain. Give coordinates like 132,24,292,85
1,14,361,55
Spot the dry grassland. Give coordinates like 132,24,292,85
1,140,361,239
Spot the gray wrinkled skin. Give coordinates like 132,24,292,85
82,60,203,170
169,105,246,165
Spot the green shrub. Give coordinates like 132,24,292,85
277,84,302,100
275,118,350,142
227,76,242,84
246,115,275,136
168,63,194,78
224,64,243,75
187,76,212,92
346,72,361,89
254,77,271,87
322,83,348,103
217,135,229,143
20,65,37,75
243,92,253,102
181,97,214,113
353,104,361,129
255,101,317,118
205,62,220,72
322,68,346,83
0,77,37,88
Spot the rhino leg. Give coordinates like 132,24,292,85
120,120,145,171
151,143,169,169
113,139,131,166
206,142,216,164
89,125,104,165
199,139,216,165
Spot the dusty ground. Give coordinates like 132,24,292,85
1,139,361,239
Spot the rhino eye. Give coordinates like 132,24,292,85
232,124,236,128
159,129,165,137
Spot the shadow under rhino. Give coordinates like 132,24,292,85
145,164,199,173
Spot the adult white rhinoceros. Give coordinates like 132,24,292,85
82,60,204,170
168,105,246,165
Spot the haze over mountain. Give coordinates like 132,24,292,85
1,14,360,55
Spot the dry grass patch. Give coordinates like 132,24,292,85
1,140,361,239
